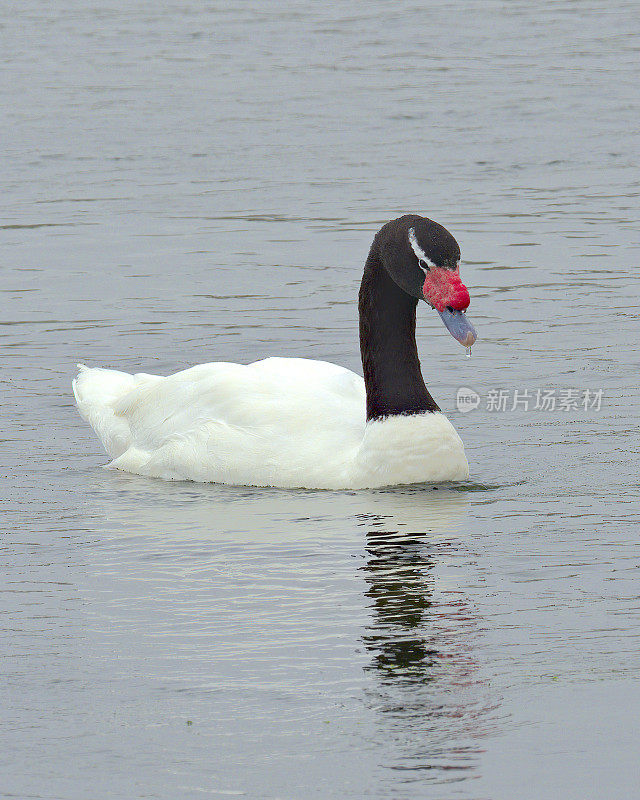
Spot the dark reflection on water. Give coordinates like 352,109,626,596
363,530,439,682
361,529,495,778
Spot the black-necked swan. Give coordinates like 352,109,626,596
73,214,477,489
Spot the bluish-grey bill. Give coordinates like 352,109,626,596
438,308,477,347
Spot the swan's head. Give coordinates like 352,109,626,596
376,214,477,348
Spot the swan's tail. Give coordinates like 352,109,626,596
73,364,139,458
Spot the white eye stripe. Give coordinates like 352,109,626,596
408,227,437,273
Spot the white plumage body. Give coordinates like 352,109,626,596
73,357,469,489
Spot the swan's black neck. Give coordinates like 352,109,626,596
359,247,439,421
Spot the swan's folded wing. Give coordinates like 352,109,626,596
75,358,367,486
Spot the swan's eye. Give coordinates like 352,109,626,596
408,227,436,273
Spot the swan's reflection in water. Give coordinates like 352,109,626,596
362,529,439,682
360,523,496,776
80,474,499,785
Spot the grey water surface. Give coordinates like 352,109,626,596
2,1,640,798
